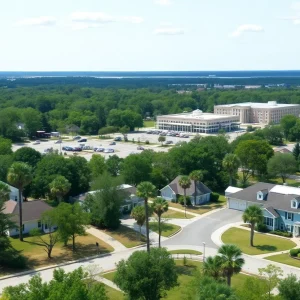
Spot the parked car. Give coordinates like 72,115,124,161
95,148,104,152
137,146,144,150
104,148,114,153
165,141,173,145
33,140,41,145
109,141,116,145
73,135,81,140
73,147,82,152
114,137,122,141
54,140,62,144
78,138,87,143
82,145,92,150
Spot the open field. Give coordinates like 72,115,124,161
142,120,155,128
148,222,181,237
222,227,296,255
103,225,146,248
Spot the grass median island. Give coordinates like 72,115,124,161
266,253,300,268
222,227,296,255
9,233,113,270
153,209,194,219
149,222,181,237
103,224,146,248
168,249,202,255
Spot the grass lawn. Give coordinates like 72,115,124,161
9,233,113,271
143,120,155,127
149,222,181,237
153,210,194,219
168,199,225,215
103,225,146,248
168,249,202,255
222,227,296,255
266,253,300,268
104,285,124,300
103,260,250,300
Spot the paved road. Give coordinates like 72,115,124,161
163,208,243,248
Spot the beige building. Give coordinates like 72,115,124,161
214,101,300,124
156,110,240,133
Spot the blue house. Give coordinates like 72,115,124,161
226,182,300,237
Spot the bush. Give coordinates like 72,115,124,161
297,253,300,258
210,192,220,202
178,195,191,206
255,223,269,233
171,199,176,203
98,126,118,135
145,140,150,144
270,230,293,238
290,248,300,257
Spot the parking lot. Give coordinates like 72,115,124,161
12,129,246,161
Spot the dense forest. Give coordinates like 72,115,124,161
1,82,300,139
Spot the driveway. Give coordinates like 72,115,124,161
162,208,243,248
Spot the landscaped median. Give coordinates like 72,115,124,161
221,227,296,255
154,210,194,219
148,222,181,237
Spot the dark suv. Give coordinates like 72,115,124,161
78,138,87,143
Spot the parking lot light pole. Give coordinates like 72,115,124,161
203,242,206,263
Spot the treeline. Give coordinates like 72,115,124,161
1,85,300,139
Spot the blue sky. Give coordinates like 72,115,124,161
1,0,300,71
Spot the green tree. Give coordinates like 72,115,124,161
158,136,166,145
136,181,156,253
49,175,71,203
202,255,223,281
189,170,203,205
258,264,283,300
242,205,264,247
262,125,284,145
0,155,14,182
236,276,269,300
151,197,168,247
114,248,177,300
280,114,297,140
88,154,106,179
80,115,100,135
22,107,43,137
278,274,300,300
218,244,245,286
292,142,300,161
289,120,300,141
0,182,10,202
222,154,240,186
13,147,42,169
267,153,297,183
0,137,13,155
131,205,146,240
106,155,123,177
30,210,59,259
7,162,33,241
120,125,130,142
178,175,191,218
55,203,90,250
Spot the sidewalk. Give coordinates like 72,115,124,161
86,227,127,252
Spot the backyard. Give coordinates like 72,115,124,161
222,227,296,255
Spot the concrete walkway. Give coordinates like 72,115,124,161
95,275,122,291
86,227,127,252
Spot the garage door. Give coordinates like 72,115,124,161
229,199,247,211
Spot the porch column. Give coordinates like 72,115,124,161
273,218,275,231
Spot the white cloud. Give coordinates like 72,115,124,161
155,0,172,5
17,16,56,27
229,24,264,38
294,19,300,24
70,12,143,26
291,2,300,10
154,27,184,35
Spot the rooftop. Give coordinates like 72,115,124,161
215,101,300,109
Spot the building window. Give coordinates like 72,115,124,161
264,217,273,227
22,224,25,232
287,212,293,220
280,223,284,231
286,224,292,232
292,200,298,209
44,223,48,230
38,221,41,228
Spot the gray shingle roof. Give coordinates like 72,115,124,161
166,176,212,196
229,182,299,213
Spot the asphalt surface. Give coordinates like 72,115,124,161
162,208,243,248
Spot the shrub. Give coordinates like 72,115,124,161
178,195,191,206
297,253,300,258
255,223,269,233
98,126,118,135
270,230,293,238
171,199,176,203
183,256,187,266
145,140,150,144
290,248,300,257
210,192,220,202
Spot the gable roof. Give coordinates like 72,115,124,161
228,182,300,212
164,176,212,196
265,206,280,218
4,200,53,222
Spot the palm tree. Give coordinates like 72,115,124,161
242,205,264,247
222,153,240,186
178,175,191,218
49,175,71,203
131,205,146,240
136,181,156,253
7,162,33,241
189,170,203,206
202,255,223,280
218,244,245,286
0,182,11,202
151,197,168,247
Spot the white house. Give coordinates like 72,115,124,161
0,181,20,202
3,200,54,237
160,176,212,205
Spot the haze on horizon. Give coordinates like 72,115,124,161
1,0,300,72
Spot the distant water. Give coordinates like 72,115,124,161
1,70,300,79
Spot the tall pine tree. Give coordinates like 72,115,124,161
293,142,300,160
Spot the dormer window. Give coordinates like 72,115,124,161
257,189,268,201
292,200,298,209
257,192,263,201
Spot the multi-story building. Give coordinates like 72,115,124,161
214,101,300,124
156,109,240,133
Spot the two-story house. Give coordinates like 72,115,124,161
227,182,300,237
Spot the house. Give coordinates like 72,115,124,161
274,147,292,154
3,200,53,237
160,176,212,205
74,184,144,212
225,186,243,197
227,182,300,236
0,181,20,202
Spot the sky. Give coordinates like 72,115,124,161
1,0,300,71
